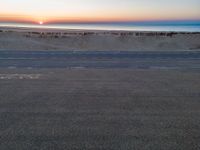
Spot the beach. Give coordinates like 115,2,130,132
0,27,200,51
0,26,200,150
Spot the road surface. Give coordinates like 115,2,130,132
0,50,200,150
0,50,200,69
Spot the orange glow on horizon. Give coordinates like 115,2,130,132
1,12,200,24
0,0,199,24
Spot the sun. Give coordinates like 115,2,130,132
39,21,43,25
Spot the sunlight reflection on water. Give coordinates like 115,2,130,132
0,23,200,32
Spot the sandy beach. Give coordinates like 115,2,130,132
0,27,200,51
1,26,200,150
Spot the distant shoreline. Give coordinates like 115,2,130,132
0,23,200,33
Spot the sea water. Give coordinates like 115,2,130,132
0,21,200,32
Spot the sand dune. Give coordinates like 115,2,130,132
0,27,200,51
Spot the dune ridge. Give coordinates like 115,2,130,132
0,27,200,51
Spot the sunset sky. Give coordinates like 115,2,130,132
0,0,200,24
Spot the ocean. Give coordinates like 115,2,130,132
0,22,200,32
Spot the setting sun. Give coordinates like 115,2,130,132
39,21,43,25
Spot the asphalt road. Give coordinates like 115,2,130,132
0,69,200,150
0,50,200,150
0,50,200,69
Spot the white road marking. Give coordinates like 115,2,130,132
0,74,42,80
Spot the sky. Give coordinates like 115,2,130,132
0,0,200,24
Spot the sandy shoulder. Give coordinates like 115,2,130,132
0,26,200,51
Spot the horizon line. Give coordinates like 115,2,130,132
1,19,200,25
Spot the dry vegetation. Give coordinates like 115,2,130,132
0,28,200,51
